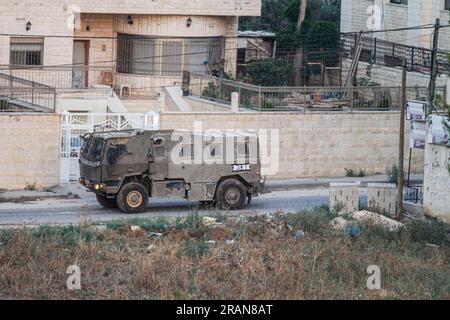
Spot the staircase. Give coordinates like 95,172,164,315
0,71,56,112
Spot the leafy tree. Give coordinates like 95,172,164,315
245,58,293,86
239,0,292,32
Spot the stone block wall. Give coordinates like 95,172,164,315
160,111,424,179
0,113,61,190
329,182,361,214
367,183,398,217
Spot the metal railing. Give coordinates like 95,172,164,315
0,66,115,89
341,33,450,74
190,73,446,112
0,72,56,112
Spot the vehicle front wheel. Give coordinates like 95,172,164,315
116,182,149,214
96,194,118,209
215,179,248,210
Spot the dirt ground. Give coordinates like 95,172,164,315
0,208,449,300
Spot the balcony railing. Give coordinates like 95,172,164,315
190,73,446,112
341,33,450,74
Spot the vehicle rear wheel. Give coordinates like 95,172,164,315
96,194,118,209
215,179,247,210
116,182,149,214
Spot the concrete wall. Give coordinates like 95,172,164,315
423,142,450,221
160,111,424,179
0,114,61,190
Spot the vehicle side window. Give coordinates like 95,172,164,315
116,144,127,158
179,144,193,159
210,143,223,158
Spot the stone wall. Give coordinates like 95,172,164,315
423,143,450,221
72,0,261,16
342,59,448,88
160,111,424,179
0,110,426,190
0,114,61,190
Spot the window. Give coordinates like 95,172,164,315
446,0,450,10
117,34,156,75
10,37,44,66
161,41,183,76
117,34,223,76
390,0,408,5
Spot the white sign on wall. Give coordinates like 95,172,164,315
428,115,450,146
409,121,426,149
406,100,426,121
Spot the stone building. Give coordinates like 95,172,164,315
340,0,450,87
0,0,261,95
341,0,450,50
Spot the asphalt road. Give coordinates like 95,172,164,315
0,189,329,227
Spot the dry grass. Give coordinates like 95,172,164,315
0,209,449,300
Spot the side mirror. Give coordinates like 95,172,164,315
152,137,163,145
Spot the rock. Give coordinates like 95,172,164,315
205,240,216,245
350,210,403,231
148,232,163,238
88,225,107,233
294,230,305,241
225,240,236,245
202,216,217,226
331,217,349,230
146,244,155,253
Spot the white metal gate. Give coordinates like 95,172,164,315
60,112,161,182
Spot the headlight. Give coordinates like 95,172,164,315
94,183,106,190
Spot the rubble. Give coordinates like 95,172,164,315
330,217,348,230
349,210,403,231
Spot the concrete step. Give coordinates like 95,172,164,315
121,99,158,113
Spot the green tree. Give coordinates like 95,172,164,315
245,58,293,86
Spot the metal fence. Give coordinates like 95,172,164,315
190,73,446,112
0,66,115,90
341,33,450,74
0,72,56,112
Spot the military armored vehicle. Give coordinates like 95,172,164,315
78,129,264,213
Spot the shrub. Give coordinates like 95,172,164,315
32,225,97,246
178,239,211,258
285,207,335,235
386,165,399,184
407,219,450,247
345,168,366,177
246,58,293,86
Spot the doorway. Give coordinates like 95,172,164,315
72,40,89,88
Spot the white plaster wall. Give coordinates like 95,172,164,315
423,143,450,221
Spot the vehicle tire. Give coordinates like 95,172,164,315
215,179,248,210
116,182,149,214
96,194,118,209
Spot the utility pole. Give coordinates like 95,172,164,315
427,18,440,116
294,0,308,86
397,59,407,219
